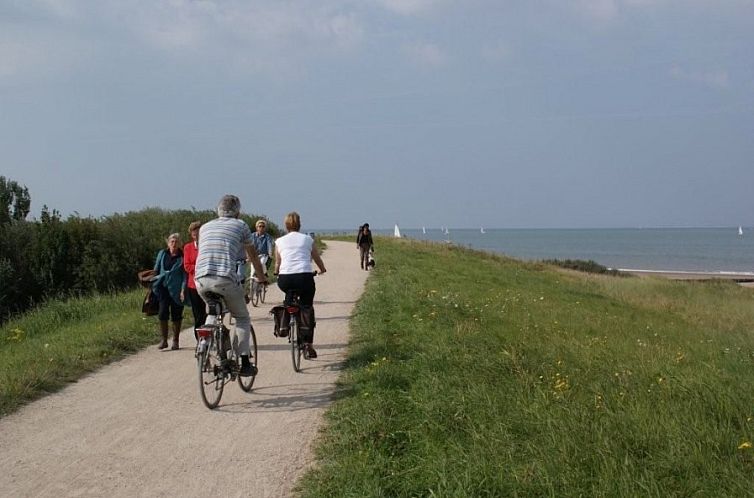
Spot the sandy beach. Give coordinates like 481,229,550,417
618,268,754,283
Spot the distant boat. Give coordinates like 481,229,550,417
480,227,485,234
394,224,401,238
422,226,426,234
444,227,449,235
738,226,743,236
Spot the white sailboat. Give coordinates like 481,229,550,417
394,224,402,238
738,226,743,236
480,227,485,234
422,226,426,234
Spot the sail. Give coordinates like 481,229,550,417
394,224,402,238
422,226,426,234
480,227,485,234
739,226,743,236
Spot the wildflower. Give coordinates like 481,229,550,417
553,376,569,391
738,441,752,450
8,328,25,342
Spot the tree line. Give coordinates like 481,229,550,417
0,176,277,323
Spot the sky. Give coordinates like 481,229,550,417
1,0,753,230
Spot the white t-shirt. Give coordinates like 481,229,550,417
276,231,314,274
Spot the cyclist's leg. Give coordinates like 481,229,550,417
219,285,250,355
292,273,317,357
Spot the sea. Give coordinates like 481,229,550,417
319,227,754,274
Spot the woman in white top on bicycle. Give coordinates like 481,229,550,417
274,212,326,358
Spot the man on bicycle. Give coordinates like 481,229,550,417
195,195,267,376
251,219,274,279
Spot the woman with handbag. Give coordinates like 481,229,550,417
152,233,188,350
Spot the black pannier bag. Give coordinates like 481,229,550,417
270,305,287,337
298,305,316,342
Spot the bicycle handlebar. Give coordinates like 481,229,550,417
272,271,319,276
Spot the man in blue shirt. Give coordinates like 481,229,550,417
251,219,274,278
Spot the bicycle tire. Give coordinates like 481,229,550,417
260,283,267,304
250,280,260,307
198,335,225,409
238,326,258,392
290,316,302,372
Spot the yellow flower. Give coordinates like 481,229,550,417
738,441,752,450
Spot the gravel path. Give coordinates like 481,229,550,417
0,240,367,498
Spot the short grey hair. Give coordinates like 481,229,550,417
166,233,181,244
217,194,241,218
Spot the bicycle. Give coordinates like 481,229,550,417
250,275,267,307
275,272,317,373
250,255,269,307
195,291,258,409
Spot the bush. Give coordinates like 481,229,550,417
0,207,278,323
542,258,625,276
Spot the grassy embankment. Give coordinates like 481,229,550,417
0,290,159,416
302,238,754,497
1,237,753,495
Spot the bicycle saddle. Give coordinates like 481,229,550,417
203,292,225,315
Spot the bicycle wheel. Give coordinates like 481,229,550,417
290,317,302,372
238,326,258,392
198,335,225,409
250,280,260,307
260,283,267,304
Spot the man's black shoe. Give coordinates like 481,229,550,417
239,356,257,377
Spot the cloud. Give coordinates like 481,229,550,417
0,1,368,81
0,26,91,82
402,41,446,67
481,41,512,63
573,0,620,22
374,0,446,16
670,64,730,89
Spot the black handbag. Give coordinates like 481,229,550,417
141,288,159,316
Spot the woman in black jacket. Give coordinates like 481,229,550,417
356,223,373,271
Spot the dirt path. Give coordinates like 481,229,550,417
0,241,367,498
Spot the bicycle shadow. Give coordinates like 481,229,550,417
215,383,340,413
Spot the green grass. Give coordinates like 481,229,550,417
302,238,754,497
0,290,164,416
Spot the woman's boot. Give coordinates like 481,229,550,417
171,320,182,350
158,321,169,349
